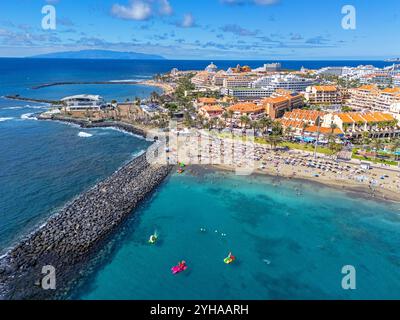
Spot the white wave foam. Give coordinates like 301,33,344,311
20,113,37,120
3,106,23,110
96,126,146,139
0,117,14,122
132,149,146,158
108,79,139,83
78,132,93,138
26,105,49,110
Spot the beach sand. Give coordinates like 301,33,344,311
170,131,400,203
138,80,174,95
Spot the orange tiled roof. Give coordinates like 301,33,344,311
356,84,379,92
379,113,396,121
348,113,365,123
367,112,395,122
200,105,223,112
228,102,264,113
306,126,343,135
313,85,338,92
198,97,217,104
361,113,377,122
282,109,325,122
262,96,289,104
337,113,354,124
382,87,400,94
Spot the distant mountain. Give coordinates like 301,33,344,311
30,50,166,60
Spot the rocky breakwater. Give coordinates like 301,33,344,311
38,114,147,137
0,152,171,299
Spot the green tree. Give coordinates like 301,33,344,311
302,122,309,138
371,139,383,160
240,115,250,128
265,134,282,150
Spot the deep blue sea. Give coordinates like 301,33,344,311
0,58,399,299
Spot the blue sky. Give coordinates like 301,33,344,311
0,0,399,59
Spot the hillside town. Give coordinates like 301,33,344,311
45,61,400,167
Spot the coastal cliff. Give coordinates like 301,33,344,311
0,152,172,300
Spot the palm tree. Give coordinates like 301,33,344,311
284,126,293,141
390,139,400,162
265,134,282,150
222,111,229,123
150,91,160,103
240,115,250,129
197,114,205,128
209,118,217,130
302,122,309,139
217,118,226,132
271,121,283,136
227,109,234,130
251,120,263,137
371,139,383,160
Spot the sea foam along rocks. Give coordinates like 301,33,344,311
0,152,172,300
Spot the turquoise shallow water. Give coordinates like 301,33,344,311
75,170,400,300
1,58,399,299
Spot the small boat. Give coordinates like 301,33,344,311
177,168,185,174
171,261,187,274
224,252,236,264
148,233,158,244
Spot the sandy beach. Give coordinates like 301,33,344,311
138,80,175,95
167,130,400,203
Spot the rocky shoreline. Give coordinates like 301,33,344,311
38,114,150,138
0,152,172,300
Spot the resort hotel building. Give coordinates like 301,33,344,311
262,89,304,119
304,85,342,107
61,95,106,112
227,102,266,123
221,74,314,100
348,85,400,112
250,74,314,92
279,109,399,139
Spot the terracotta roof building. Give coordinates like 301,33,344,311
304,85,342,106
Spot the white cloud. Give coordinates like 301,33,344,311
111,0,152,21
111,0,173,21
221,0,279,5
181,13,195,28
159,0,173,15
254,0,279,4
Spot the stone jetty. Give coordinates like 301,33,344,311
38,115,149,138
0,152,172,299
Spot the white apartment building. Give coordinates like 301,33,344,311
304,86,342,106
348,85,400,112
222,87,272,99
374,88,400,111
250,74,314,93
61,95,105,111
223,76,256,88
316,66,346,76
393,75,400,87
359,73,393,86
252,63,282,72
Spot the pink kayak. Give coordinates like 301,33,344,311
171,261,187,274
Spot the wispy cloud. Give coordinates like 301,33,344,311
111,0,152,20
180,13,195,28
221,0,279,6
111,0,173,21
221,24,259,36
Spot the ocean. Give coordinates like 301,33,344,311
0,58,399,299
